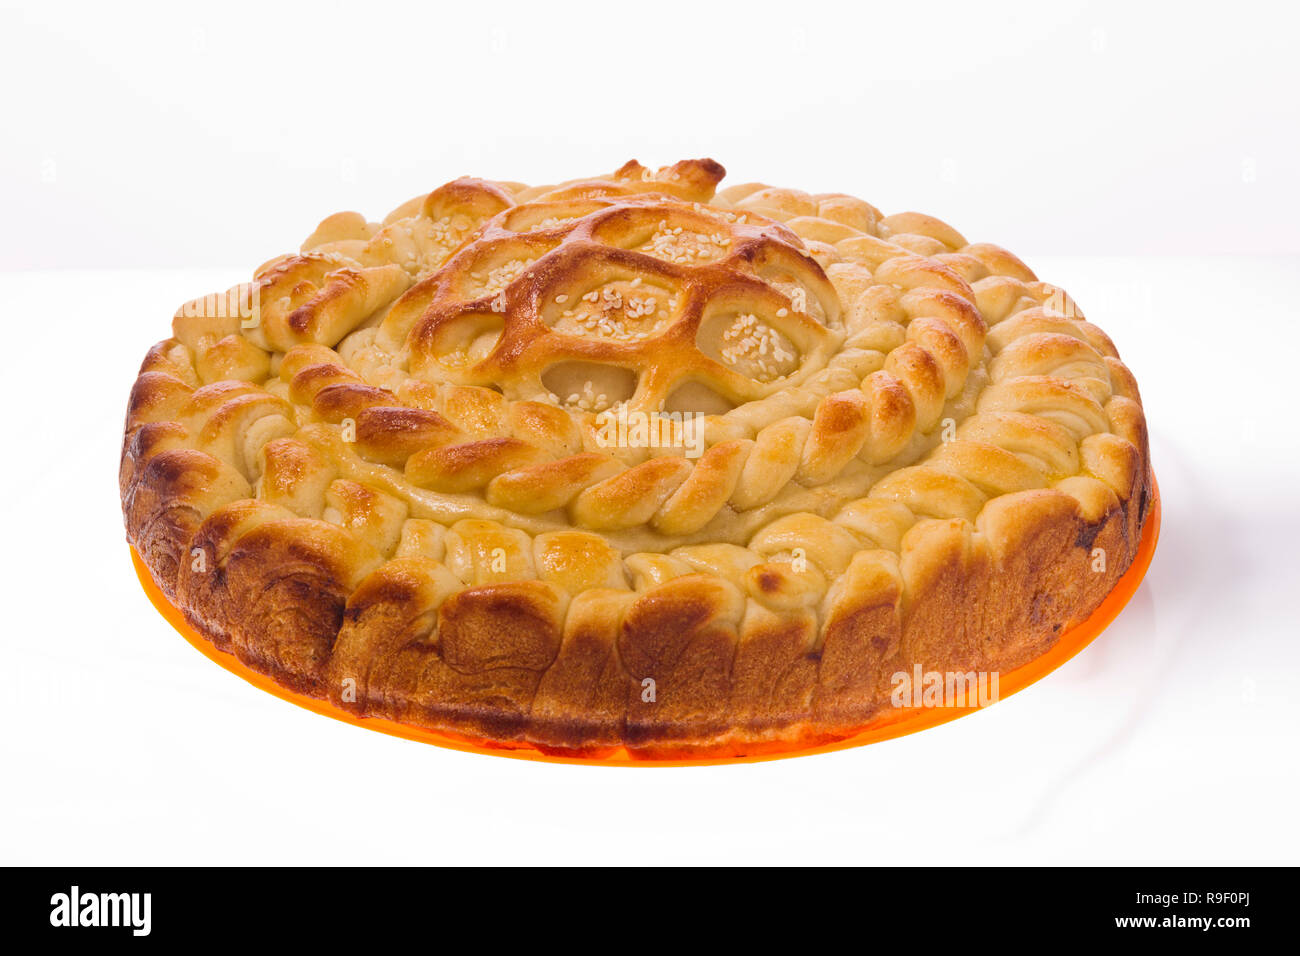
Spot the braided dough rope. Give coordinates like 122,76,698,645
122,159,1151,756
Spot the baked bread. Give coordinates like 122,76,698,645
121,159,1151,757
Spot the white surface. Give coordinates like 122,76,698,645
3,0,1297,268
1,0,1298,865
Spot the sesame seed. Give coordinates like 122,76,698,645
478,258,533,297
716,313,799,383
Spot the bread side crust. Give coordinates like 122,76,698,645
126,426,1149,758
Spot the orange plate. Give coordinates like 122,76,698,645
132,477,1160,766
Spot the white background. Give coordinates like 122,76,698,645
1,0,1296,865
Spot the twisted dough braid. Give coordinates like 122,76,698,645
122,159,1151,755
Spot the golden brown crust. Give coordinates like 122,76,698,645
122,158,1151,757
